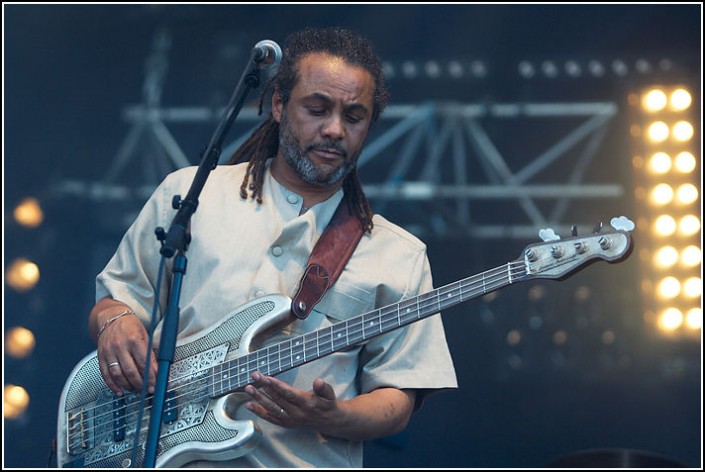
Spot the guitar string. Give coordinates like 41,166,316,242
67,259,532,447
68,249,590,449
66,258,537,447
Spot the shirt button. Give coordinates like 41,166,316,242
271,246,283,257
255,290,265,298
287,194,299,205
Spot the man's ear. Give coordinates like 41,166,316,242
272,89,283,123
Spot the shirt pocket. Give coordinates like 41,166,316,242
282,282,376,339
313,281,376,322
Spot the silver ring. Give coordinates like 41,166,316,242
108,361,120,367
279,408,285,416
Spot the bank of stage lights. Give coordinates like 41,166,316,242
631,86,701,339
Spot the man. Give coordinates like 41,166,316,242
90,27,457,467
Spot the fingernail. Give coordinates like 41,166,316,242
252,372,261,381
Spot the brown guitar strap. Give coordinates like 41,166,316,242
291,200,365,319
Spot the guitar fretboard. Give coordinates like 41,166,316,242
210,260,527,397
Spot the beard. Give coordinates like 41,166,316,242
278,111,358,187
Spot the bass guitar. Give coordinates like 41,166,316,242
57,217,634,467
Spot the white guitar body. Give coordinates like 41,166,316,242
57,219,633,468
57,295,294,468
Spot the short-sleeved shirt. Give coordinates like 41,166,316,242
96,162,457,467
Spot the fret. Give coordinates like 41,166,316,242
361,310,382,339
331,323,348,351
210,260,527,400
319,326,334,357
279,339,294,372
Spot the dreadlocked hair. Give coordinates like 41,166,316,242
229,113,279,204
226,27,388,233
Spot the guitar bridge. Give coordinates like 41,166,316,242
66,407,92,454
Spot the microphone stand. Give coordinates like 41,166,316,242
142,44,274,468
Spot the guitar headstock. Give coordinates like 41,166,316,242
521,216,634,280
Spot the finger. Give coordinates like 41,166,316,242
252,372,299,408
246,400,286,424
119,355,146,393
312,378,336,401
133,346,159,394
99,359,123,396
244,383,279,411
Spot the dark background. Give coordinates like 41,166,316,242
3,4,701,468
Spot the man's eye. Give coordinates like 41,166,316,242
308,108,326,115
346,115,363,123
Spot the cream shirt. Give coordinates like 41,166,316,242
96,162,457,467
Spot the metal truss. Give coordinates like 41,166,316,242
56,28,626,240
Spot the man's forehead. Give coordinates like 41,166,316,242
293,53,374,105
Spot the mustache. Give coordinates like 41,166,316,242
305,140,347,158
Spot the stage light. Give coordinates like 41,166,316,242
653,246,679,269
528,285,546,302
642,89,667,112
675,183,698,205
588,60,605,77
381,61,395,79
648,152,671,174
674,152,696,173
656,276,681,300
553,330,567,345
4,385,30,420
669,88,692,111
448,60,464,79
631,84,700,340
635,59,653,75
470,61,487,78
649,183,674,206
672,120,694,142
424,61,441,78
646,121,669,143
13,197,44,228
654,215,676,236
518,61,535,79
506,329,521,346
658,308,683,331
611,59,628,77
401,61,418,79
4,327,36,359
682,277,702,298
564,60,581,77
541,61,558,78
680,246,701,267
685,308,702,329
678,215,700,236
5,258,40,292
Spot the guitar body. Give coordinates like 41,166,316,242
57,294,293,468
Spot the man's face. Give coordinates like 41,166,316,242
273,52,375,188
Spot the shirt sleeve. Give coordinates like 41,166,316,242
356,247,458,407
95,170,186,327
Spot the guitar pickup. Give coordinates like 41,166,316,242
163,390,178,424
112,395,126,442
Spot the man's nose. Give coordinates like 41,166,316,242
321,114,345,140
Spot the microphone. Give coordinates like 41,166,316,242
251,39,282,68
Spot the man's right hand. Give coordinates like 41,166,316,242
90,298,158,396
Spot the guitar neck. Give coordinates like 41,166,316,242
210,259,526,397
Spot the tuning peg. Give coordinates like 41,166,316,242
592,221,603,234
610,216,635,232
539,228,561,242
571,225,578,237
